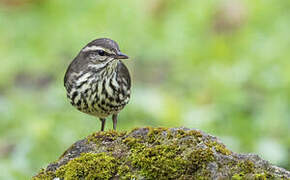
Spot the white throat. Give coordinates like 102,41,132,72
88,59,118,75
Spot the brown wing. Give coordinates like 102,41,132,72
117,61,131,89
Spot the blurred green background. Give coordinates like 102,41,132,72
0,0,289,179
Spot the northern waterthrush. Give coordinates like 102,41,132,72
64,38,131,131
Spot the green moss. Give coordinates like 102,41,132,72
122,136,142,148
146,127,168,144
232,173,245,180
254,172,275,180
254,173,267,180
125,128,216,179
55,152,118,180
123,130,216,179
116,162,136,180
232,172,274,180
231,160,273,180
176,129,188,138
186,148,215,172
231,159,279,180
130,144,188,179
238,159,255,174
176,129,203,140
33,169,55,180
207,141,232,155
87,130,126,144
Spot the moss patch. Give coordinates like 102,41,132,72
207,141,232,155
130,144,187,179
238,159,255,174
33,169,55,180
87,130,126,144
55,152,117,180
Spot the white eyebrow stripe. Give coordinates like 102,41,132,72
82,46,105,52
82,46,115,55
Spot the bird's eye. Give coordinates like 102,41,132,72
97,50,105,56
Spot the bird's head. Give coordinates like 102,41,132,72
79,38,129,70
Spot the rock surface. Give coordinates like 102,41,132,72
33,127,290,179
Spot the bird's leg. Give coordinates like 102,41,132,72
112,114,118,130
100,118,106,131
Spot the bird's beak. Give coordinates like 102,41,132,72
115,52,129,59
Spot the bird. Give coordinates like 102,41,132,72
64,38,131,131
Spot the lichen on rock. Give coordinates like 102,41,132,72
33,127,290,180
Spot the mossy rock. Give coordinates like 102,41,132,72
33,127,290,180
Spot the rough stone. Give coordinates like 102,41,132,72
33,127,290,180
